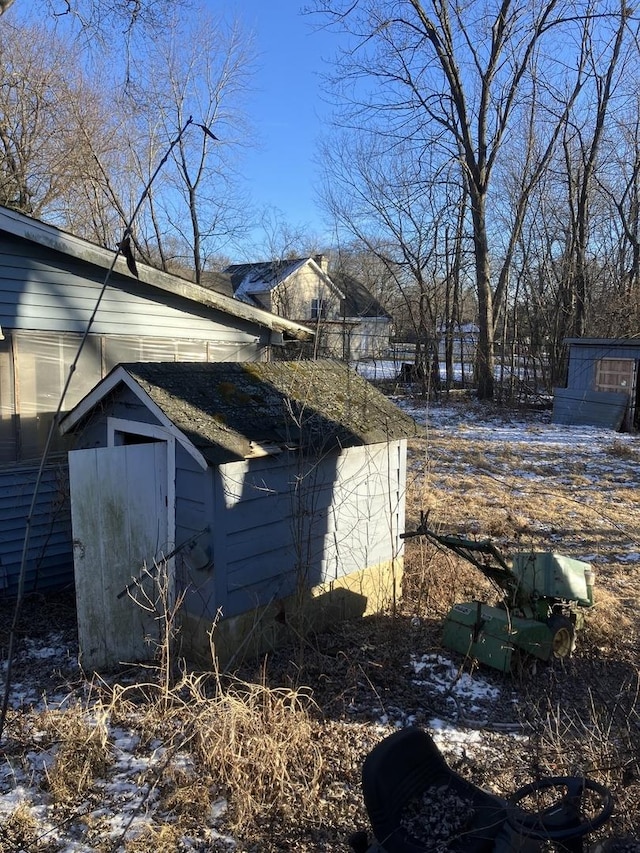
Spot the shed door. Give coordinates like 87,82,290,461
69,442,169,670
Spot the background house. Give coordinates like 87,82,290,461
0,205,312,598
553,338,640,431
224,255,392,362
59,360,417,670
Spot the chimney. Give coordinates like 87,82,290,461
314,253,329,273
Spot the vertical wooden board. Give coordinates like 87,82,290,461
69,443,168,669
69,449,107,668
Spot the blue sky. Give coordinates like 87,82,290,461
226,2,338,251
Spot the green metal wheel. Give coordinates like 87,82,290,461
548,614,575,658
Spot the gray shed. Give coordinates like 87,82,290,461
553,338,640,431
59,360,418,670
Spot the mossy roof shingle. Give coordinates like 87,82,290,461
120,360,418,464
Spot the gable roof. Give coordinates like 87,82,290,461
0,205,313,342
60,360,418,466
225,257,328,309
330,271,391,320
224,257,391,320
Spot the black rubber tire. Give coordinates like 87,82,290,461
548,614,575,658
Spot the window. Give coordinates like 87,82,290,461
0,337,15,464
15,332,102,461
595,358,636,394
310,298,327,321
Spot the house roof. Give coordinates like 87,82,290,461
0,205,313,342
564,337,640,347
224,258,320,309
225,258,391,320
60,360,418,466
330,271,391,320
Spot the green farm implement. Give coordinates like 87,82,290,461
402,517,595,672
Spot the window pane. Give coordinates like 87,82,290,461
15,332,101,460
0,336,15,464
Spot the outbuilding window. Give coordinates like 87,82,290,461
595,358,636,394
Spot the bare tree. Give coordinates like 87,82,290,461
312,0,633,399
0,7,258,276
0,20,111,217
320,127,468,392
560,3,632,340
0,0,188,44
119,10,257,280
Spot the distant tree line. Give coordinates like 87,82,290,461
313,0,640,399
3,1,640,402
0,3,256,277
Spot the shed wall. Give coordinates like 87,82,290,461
566,343,640,390
0,463,72,597
207,440,406,620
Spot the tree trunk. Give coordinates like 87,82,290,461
471,192,495,399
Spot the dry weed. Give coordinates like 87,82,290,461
158,767,214,823
185,674,324,835
0,802,39,853
607,440,640,461
585,586,636,649
97,664,325,841
40,705,111,804
123,823,183,852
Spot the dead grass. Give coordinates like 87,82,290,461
39,705,111,804
0,803,40,853
4,398,640,850
95,665,325,840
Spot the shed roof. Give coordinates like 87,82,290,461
61,360,418,465
564,337,640,348
0,205,313,342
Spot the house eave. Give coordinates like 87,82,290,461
1,206,315,343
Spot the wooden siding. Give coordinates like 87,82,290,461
566,342,640,391
174,445,215,618
0,224,270,596
552,388,628,429
0,463,72,597
0,234,268,346
211,441,406,620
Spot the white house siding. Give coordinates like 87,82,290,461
209,440,406,621
270,263,334,321
322,317,391,361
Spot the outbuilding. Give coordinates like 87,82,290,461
553,338,640,431
60,360,417,670
0,205,312,598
